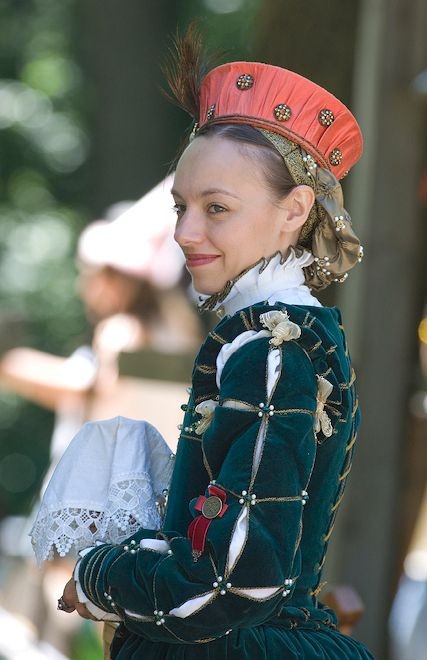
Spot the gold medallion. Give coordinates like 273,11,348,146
202,496,223,519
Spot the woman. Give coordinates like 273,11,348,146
60,34,373,659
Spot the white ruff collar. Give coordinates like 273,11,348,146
197,249,321,317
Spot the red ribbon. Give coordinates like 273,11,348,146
187,485,228,559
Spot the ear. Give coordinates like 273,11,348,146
279,185,315,233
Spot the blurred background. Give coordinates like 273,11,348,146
0,0,425,658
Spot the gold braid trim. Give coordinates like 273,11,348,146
258,129,323,244
258,129,363,291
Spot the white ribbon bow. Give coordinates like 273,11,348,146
259,310,301,346
195,399,218,435
314,376,334,438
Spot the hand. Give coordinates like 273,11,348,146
59,578,99,621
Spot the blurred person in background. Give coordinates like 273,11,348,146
0,174,202,657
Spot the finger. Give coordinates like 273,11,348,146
63,578,78,603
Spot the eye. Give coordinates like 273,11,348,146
173,203,186,219
208,203,226,214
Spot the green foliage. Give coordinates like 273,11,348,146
70,620,103,660
181,0,262,58
0,0,90,516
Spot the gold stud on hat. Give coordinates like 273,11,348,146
329,148,343,166
274,104,292,122
318,109,335,127
236,74,254,90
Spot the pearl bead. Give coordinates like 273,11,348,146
213,581,218,588
124,545,129,551
242,491,247,496
226,582,231,588
220,589,226,595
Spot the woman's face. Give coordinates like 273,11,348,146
173,135,300,295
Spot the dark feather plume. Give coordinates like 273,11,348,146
162,23,219,120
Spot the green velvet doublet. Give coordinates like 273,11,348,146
78,303,374,659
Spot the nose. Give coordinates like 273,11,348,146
174,208,204,248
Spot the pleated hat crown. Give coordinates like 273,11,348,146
198,62,363,180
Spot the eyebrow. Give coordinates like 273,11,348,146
171,187,240,200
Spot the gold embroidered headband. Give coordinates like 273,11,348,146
258,129,363,291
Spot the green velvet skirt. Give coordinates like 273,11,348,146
111,624,374,659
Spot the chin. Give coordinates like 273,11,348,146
193,279,225,296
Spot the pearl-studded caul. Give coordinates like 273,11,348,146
333,215,346,232
302,154,318,177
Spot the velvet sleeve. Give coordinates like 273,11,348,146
77,336,318,643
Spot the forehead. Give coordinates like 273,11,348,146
173,135,266,197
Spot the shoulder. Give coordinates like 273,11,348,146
213,302,346,370
194,303,351,407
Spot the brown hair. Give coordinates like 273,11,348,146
194,123,296,202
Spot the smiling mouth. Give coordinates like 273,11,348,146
185,254,220,267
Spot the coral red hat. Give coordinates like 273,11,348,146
198,62,362,180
